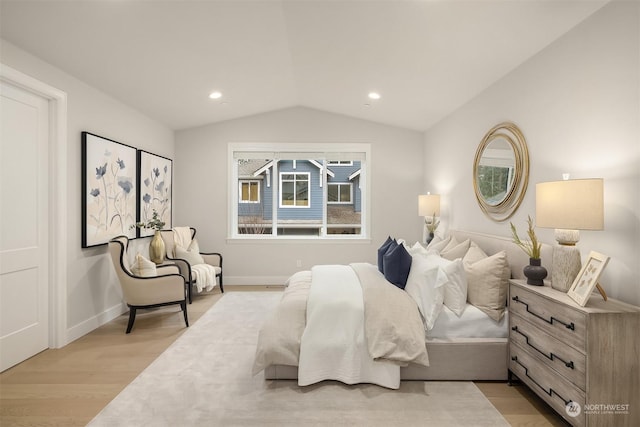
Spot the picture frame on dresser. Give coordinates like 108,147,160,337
567,251,610,307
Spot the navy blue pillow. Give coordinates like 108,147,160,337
377,236,395,273
383,243,412,289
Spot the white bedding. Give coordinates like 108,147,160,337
427,304,508,339
298,265,399,389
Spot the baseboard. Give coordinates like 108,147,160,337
65,302,127,344
225,276,290,286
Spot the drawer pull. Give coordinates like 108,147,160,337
511,356,573,406
511,326,575,369
511,296,575,330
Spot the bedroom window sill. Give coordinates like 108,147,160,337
226,237,372,245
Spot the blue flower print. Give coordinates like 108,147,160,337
116,158,125,169
118,178,133,194
90,188,100,197
153,168,160,178
144,178,151,187
96,163,107,179
143,193,151,204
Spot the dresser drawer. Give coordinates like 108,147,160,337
510,312,586,390
510,284,586,351
510,342,585,427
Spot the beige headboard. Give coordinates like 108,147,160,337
450,229,554,282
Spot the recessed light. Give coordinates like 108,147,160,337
209,91,222,99
368,92,381,100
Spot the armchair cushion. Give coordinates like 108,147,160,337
175,238,205,265
173,226,193,256
131,253,157,277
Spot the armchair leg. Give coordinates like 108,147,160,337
181,301,189,327
188,281,193,304
219,274,224,293
126,307,137,334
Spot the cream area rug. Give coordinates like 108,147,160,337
88,292,509,426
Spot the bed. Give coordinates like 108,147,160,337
253,229,553,384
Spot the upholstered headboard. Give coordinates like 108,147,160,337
450,229,554,282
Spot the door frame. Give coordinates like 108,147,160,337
1,64,68,349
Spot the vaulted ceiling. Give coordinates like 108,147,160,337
0,0,608,131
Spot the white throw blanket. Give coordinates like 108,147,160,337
298,265,400,389
190,264,217,292
173,227,192,255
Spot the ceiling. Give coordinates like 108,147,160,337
0,0,608,132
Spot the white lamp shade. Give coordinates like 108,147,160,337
418,194,441,217
535,179,604,230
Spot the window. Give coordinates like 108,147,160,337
280,173,309,207
328,183,352,204
239,180,260,203
229,143,369,239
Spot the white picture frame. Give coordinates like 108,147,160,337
567,251,610,306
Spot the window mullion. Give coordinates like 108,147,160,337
272,160,278,236
321,159,327,236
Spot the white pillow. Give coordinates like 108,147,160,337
404,241,428,258
130,253,157,277
404,255,448,330
175,238,205,265
425,255,468,316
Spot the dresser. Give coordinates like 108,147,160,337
508,280,639,427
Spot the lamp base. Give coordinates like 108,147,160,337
551,245,581,292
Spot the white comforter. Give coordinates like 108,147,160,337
252,263,429,389
298,265,400,389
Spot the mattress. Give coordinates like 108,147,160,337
427,304,508,339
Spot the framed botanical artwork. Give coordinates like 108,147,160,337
567,251,610,306
82,132,137,247
136,150,172,237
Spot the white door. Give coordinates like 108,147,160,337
0,80,50,372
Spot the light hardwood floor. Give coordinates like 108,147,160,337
0,286,569,426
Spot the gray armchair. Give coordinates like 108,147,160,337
160,227,223,303
108,235,188,333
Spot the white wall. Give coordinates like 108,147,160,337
0,40,175,342
424,1,640,305
174,107,424,284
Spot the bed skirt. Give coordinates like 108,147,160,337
264,337,509,381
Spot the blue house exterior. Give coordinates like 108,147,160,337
237,159,361,235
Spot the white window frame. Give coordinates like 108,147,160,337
228,142,370,240
327,182,352,204
239,180,260,203
279,172,310,208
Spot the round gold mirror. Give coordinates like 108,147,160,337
473,122,529,222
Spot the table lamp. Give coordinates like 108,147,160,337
535,178,604,292
419,193,441,244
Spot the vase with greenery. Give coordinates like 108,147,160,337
132,210,166,264
425,213,440,245
510,215,547,286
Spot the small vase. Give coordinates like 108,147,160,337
426,231,435,245
149,230,165,264
523,258,547,286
